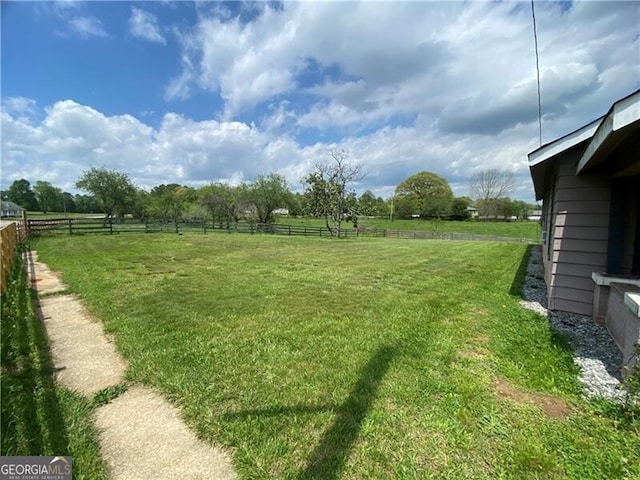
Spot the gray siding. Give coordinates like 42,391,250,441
544,155,611,315
621,182,638,274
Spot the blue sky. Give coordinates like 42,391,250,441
2,1,639,200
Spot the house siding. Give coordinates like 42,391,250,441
621,181,639,274
544,155,611,315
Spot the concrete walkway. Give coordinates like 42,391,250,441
25,251,236,480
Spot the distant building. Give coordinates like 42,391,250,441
466,207,479,218
527,210,542,222
1,201,25,218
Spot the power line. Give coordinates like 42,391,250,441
531,0,543,146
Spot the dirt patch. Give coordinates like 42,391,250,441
495,379,571,419
94,386,236,480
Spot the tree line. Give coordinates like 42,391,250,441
2,152,538,234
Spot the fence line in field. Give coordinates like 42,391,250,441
24,217,534,244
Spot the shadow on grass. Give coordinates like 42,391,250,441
222,345,396,479
509,243,535,297
0,248,70,455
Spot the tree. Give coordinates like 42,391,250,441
61,192,77,213
33,180,61,214
394,171,453,219
469,169,515,219
358,190,378,217
450,196,472,220
246,173,291,224
6,179,39,210
75,167,137,224
147,184,195,223
304,148,363,236
74,194,102,213
198,183,241,223
511,200,531,221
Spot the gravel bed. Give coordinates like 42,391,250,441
519,246,625,401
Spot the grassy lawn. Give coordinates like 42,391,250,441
280,217,541,241
31,233,638,479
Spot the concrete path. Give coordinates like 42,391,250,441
25,251,236,480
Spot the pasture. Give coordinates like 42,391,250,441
25,234,640,478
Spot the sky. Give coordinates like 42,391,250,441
1,1,639,201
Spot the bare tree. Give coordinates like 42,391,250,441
469,169,515,218
304,148,364,236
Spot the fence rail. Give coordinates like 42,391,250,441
24,218,534,244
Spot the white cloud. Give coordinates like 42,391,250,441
166,0,637,142
2,98,544,201
1,97,38,122
68,16,109,38
4,1,638,204
129,7,166,44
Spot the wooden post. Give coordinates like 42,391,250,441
69,219,73,235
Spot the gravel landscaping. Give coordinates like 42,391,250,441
520,246,625,401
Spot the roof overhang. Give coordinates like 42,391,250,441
528,89,640,201
527,119,600,200
576,90,640,175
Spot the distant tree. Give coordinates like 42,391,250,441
287,192,307,217
304,148,363,236
199,183,241,223
6,179,39,210
450,196,472,220
33,180,61,214
61,192,77,213
469,169,515,219
75,167,137,224
394,171,453,219
358,190,378,217
0,191,8,201
511,200,531,221
147,184,195,223
74,194,102,213
375,196,390,218
495,197,516,219
246,173,291,224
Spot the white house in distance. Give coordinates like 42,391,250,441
528,89,640,373
1,201,26,218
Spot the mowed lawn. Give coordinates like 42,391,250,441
35,234,638,479
281,218,541,241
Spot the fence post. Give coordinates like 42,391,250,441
68,219,73,235
109,218,114,235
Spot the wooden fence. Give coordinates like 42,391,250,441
1,222,28,293
25,218,533,244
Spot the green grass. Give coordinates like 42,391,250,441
0,247,108,480
280,217,541,241
25,212,105,220
31,233,639,479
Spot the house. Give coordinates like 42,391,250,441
1,201,25,218
528,89,640,372
466,206,479,218
527,210,542,222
